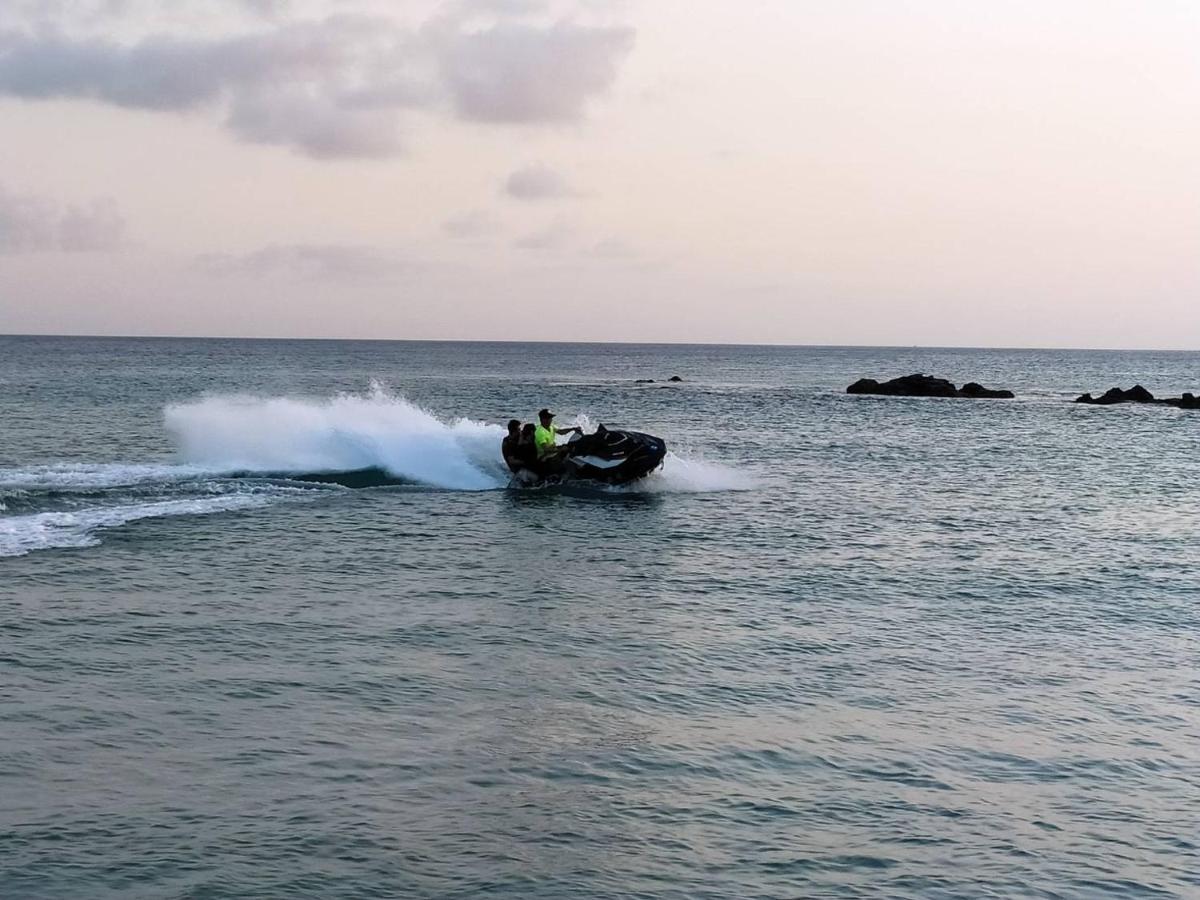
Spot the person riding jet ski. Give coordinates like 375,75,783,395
534,409,582,461
501,420,524,472
503,413,667,487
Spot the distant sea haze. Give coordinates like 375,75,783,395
2,336,1197,898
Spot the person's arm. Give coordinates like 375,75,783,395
555,426,583,435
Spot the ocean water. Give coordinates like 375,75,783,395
1,335,1197,899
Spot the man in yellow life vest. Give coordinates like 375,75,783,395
534,408,582,460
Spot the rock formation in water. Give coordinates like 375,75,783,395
668,375,684,382
847,373,1014,399
959,382,1016,399
1075,386,1200,408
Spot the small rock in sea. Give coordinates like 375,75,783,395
1074,385,1156,405
960,382,1016,399
1076,385,1200,409
846,373,1012,399
634,378,655,383
668,375,683,382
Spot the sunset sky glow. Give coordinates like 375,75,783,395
1,0,1197,347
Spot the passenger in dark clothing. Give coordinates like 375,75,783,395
501,420,524,473
518,424,538,467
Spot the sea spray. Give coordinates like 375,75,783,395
165,383,508,491
0,493,280,558
0,385,753,557
164,389,751,494
641,453,757,493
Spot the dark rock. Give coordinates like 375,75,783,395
1074,385,1200,408
1162,392,1200,410
847,374,956,397
847,373,1011,399
846,378,882,394
1075,385,1157,405
668,375,683,382
634,378,655,383
960,382,1016,399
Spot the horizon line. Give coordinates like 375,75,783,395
1,332,1198,354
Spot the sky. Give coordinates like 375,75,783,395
0,0,1197,347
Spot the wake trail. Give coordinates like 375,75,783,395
1,385,753,557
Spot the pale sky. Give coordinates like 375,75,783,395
0,0,1197,347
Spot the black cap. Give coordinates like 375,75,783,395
538,408,554,419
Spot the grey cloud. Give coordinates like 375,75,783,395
503,163,576,200
197,243,408,280
451,0,549,16
0,8,634,158
590,237,633,258
443,209,501,239
514,218,572,251
225,87,405,158
58,198,126,251
436,20,634,123
0,187,55,252
0,185,125,253
0,17,424,158
239,0,289,15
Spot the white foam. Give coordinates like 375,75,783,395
569,414,754,493
165,383,507,491
633,452,757,493
0,463,217,491
162,387,755,494
0,493,278,558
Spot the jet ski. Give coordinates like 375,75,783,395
515,424,667,487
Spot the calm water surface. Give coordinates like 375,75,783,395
1,337,1198,898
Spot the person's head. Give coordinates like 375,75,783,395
538,408,554,426
521,423,536,441
507,419,520,437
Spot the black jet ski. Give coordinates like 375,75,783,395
516,425,667,487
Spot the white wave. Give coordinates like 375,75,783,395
569,414,753,493
633,452,757,493
0,462,217,491
165,383,508,491
162,385,753,495
0,493,278,558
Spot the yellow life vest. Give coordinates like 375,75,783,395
534,424,557,456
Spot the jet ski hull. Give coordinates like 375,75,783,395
514,426,666,487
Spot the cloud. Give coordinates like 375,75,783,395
436,20,634,123
0,6,635,159
589,237,634,258
0,17,423,158
442,209,501,238
514,218,572,251
452,0,550,15
58,198,126,251
196,243,409,280
225,85,406,159
0,185,125,253
503,163,577,200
